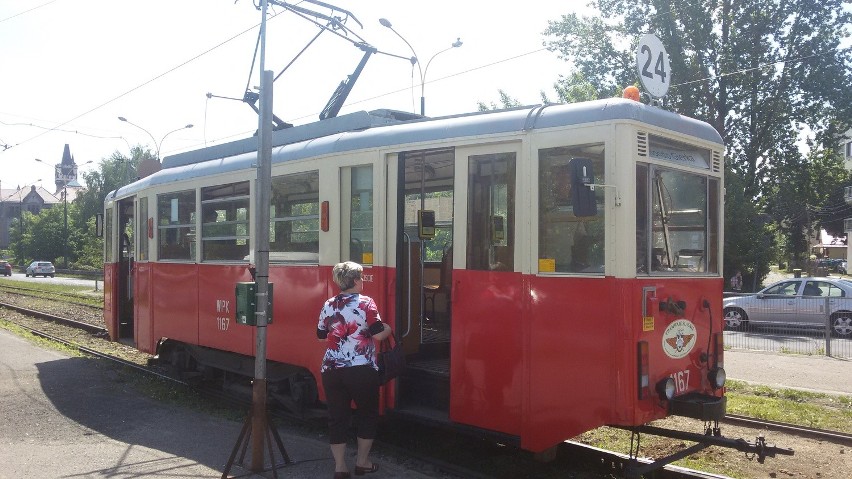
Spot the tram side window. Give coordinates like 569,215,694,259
105,207,114,263
342,166,374,264
157,190,196,261
270,171,319,263
467,152,515,271
138,198,148,261
201,181,250,262
538,144,605,274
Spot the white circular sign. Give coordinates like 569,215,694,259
636,34,671,98
662,319,697,359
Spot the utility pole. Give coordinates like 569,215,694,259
222,1,290,476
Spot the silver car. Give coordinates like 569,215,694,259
25,261,55,278
723,276,852,337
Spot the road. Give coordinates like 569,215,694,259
3,271,103,290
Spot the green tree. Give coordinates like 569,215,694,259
477,89,523,111
71,146,151,268
766,147,850,266
543,0,852,281
7,146,151,269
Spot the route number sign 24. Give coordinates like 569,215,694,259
636,33,671,98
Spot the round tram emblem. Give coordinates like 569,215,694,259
662,319,697,359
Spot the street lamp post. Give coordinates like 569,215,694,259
379,18,462,116
117,117,193,161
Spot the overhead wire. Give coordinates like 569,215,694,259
0,0,61,24
2,1,842,156
5,12,273,152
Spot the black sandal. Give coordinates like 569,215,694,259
354,463,379,475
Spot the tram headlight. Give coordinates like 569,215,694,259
708,367,726,389
656,377,676,400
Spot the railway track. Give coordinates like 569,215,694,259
1,297,849,478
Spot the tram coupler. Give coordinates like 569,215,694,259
631,425,794,460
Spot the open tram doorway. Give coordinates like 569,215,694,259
394,148,454,412
116,197,135,343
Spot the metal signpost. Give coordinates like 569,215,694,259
222,1,291,476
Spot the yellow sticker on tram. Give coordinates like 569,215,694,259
538,258,556,272
643,316,655,331
362,252,373,264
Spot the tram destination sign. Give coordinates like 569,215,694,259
649,147,710,170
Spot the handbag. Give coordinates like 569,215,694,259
377,333,405,385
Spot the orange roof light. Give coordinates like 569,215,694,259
623,85,640,102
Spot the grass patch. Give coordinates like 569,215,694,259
0,318,82,356
0,277,103,307
725,379,852,432
575,380,852,477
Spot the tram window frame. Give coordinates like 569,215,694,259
342,165,374,265
105,207,114,263
537,143,606,275
200,181,250,262
138,197,148,261
270,171,320,263
466,152,516,271
156,189,197,261
637,164,718,275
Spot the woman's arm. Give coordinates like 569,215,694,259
372,322,392,341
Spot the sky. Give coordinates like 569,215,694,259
0,0,589,193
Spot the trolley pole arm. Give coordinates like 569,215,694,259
319,43,376,120
242,91,293,131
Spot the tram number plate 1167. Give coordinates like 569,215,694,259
670,369,690,394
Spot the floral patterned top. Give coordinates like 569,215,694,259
317,293,383,373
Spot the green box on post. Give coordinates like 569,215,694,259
235,282,274,325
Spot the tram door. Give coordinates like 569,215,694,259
116,197,135,343
394,148,454,409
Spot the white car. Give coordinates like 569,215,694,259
723,276,852,337
25,261,55,278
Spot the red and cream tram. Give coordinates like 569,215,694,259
104,96,731,455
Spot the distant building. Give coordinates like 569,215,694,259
0,184,60,251
0,143,83,253
811,229,847,260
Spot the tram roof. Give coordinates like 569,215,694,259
108,99,722,200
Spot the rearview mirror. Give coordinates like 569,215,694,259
569,157,597,217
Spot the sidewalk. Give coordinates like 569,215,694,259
725,348,851,396
0,329,439,479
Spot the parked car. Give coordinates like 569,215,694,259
723,276,852,336
816,258,845,273
0,261,11,276
25,261,55,278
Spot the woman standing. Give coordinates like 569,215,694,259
317,261,391,478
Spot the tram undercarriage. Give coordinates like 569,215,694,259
616,423,794,478
149,339,320,417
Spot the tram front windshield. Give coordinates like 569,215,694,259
636,136,719,275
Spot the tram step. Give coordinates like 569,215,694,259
398,367,449,411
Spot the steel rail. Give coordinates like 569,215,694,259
724,414,852,446
0,300,106,334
